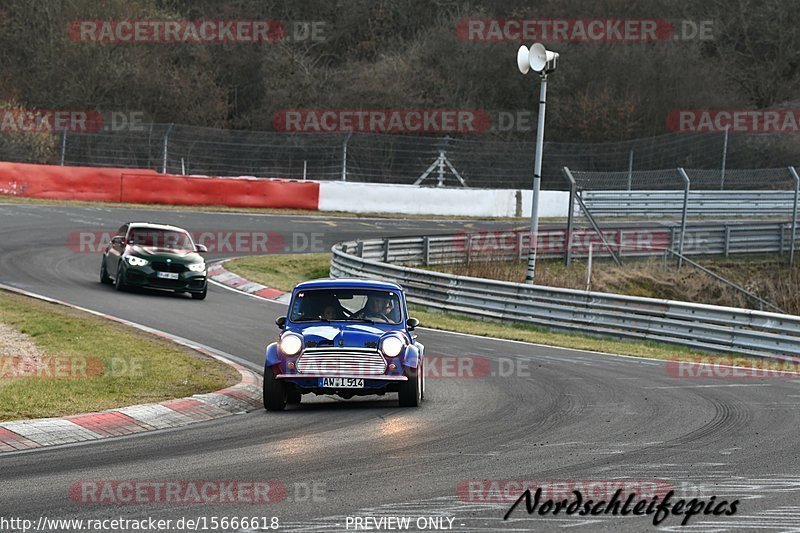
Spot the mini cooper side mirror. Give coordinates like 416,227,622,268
275,316,287,329
406,317,419,330
196,244,208,253
111,236,124,246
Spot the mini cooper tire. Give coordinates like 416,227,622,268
263,364,287,411
100,258,112,284
287,387,302,405
398,365,422,407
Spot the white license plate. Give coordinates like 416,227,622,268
157,272,179,280
320,377,364,388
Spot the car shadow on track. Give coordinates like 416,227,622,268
95,282,197,300
271,396,410,412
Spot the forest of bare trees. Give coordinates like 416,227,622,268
0,0,797,142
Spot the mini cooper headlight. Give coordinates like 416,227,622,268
380,336,404,358
279,334,303,356
125,255,149,267
188,262,206,272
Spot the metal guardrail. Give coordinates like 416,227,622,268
330,231,800,359
583,190,799,217
344,222,797,265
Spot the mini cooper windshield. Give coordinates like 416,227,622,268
290,288,403,325
128,228,195,252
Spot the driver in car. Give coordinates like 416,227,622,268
355,294,397,322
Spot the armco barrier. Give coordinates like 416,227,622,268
345,222,797,264
330,234,800,359
583,190,798,217
0,162,319,209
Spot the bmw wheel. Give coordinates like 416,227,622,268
191,286,207,300
114,264,127,292
100,258,112,284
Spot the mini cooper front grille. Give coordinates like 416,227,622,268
152,261,187,273
296,347,387,376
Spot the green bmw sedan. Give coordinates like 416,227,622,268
100,222,208,300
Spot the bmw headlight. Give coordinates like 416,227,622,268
279,334,303,356
125,255,149,267
380,336,404,358
188,262,206,272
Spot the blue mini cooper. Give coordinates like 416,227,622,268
263,278,425,410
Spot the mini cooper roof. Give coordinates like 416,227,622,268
294,278,404,292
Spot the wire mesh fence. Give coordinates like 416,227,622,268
1,123,798,189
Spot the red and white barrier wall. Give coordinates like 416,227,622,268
318,182,570,217
0,162,571,217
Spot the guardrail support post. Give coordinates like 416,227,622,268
781,224,786,254
677,168,691,268
357,240,364,258
422,236,430,266
161,123,174,174
383,238,390,262
59,131,67,166
564,166,576,266
789,166,799,267
341,132,352,181
724,226,731,258
465,233,473,264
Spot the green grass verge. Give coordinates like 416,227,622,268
224,253,715,361
224,253,332,292
0,290,239,422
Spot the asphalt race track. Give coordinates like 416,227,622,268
2,203,800,532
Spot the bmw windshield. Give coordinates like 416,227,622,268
127,229,195,252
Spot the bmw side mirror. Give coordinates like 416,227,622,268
406,317,419,330
275,316,287,329
196,244,208,253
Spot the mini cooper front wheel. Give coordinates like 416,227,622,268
263,364,287,411
287,386,302,404
398,365,422,407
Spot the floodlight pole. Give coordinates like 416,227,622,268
525,73,548,284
